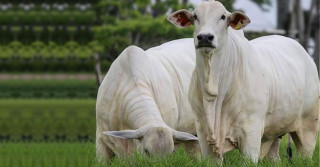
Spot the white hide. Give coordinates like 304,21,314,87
169,1,319,163
96,39,199,160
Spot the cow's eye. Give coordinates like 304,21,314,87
144,149,150,155
193,14,197,21
221,14,226,20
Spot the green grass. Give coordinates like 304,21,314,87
0,99,96,141
0,99,318,166
0,136,318,167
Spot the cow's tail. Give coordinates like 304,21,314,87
287,134,293,161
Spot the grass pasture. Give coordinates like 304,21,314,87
0,99,318,166
0,136,318,167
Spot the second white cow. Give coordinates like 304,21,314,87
168,0,319,163
96,39,199,162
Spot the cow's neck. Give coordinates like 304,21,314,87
196,31,247,101
122,87,167,130
194,29,250,153
215,30,249,96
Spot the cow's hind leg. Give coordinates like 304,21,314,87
260,140,274,159
266,138,280,161
290,103,319,157
260,138,280,161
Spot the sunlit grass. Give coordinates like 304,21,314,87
0,135,318,167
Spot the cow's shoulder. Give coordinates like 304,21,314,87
117,45,154,74
119,45,148,64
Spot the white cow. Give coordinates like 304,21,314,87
168,0,319,163
96,39,199,162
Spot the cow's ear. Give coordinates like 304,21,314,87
103,130,142,140
228,11,250,30
167,9,193,28
173,131,198,141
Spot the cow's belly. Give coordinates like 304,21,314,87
263,84,318,140
262,68,310,140
259,50,308,139
263,109,300,140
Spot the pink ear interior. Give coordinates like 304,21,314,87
228,12,250,29
229,14,244,28
174,12,192,27
169,11,192,28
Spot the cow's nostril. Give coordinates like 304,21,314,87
207,35,214,41
197,35,203,41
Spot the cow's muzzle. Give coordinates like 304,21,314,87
196,34,216,48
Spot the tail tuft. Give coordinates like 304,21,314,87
286,145,292,159
287,134,293,163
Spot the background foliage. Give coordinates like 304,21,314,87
0,0,268,72
0,79,97,98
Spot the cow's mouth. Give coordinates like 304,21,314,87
196,44,216,49
196,44,216,54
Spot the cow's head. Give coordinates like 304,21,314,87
103,126,197,156
167,0,250,53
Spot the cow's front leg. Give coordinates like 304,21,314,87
195,121,214,157
238,119,264,163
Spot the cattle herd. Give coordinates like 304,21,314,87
96,0,319,164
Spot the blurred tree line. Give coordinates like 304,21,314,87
0,1,100,72
95,0,196,62
2,0,317,74
0,0,238,73
0,0,193,72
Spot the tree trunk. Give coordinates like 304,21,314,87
94,53,102,86
288,0,297,38
314,0,319,76
302,0,317,48
277,0,289,29
134,32,141,45
296,0,305,43
182,0,189,5
315,29,319,76
152,0,161,17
